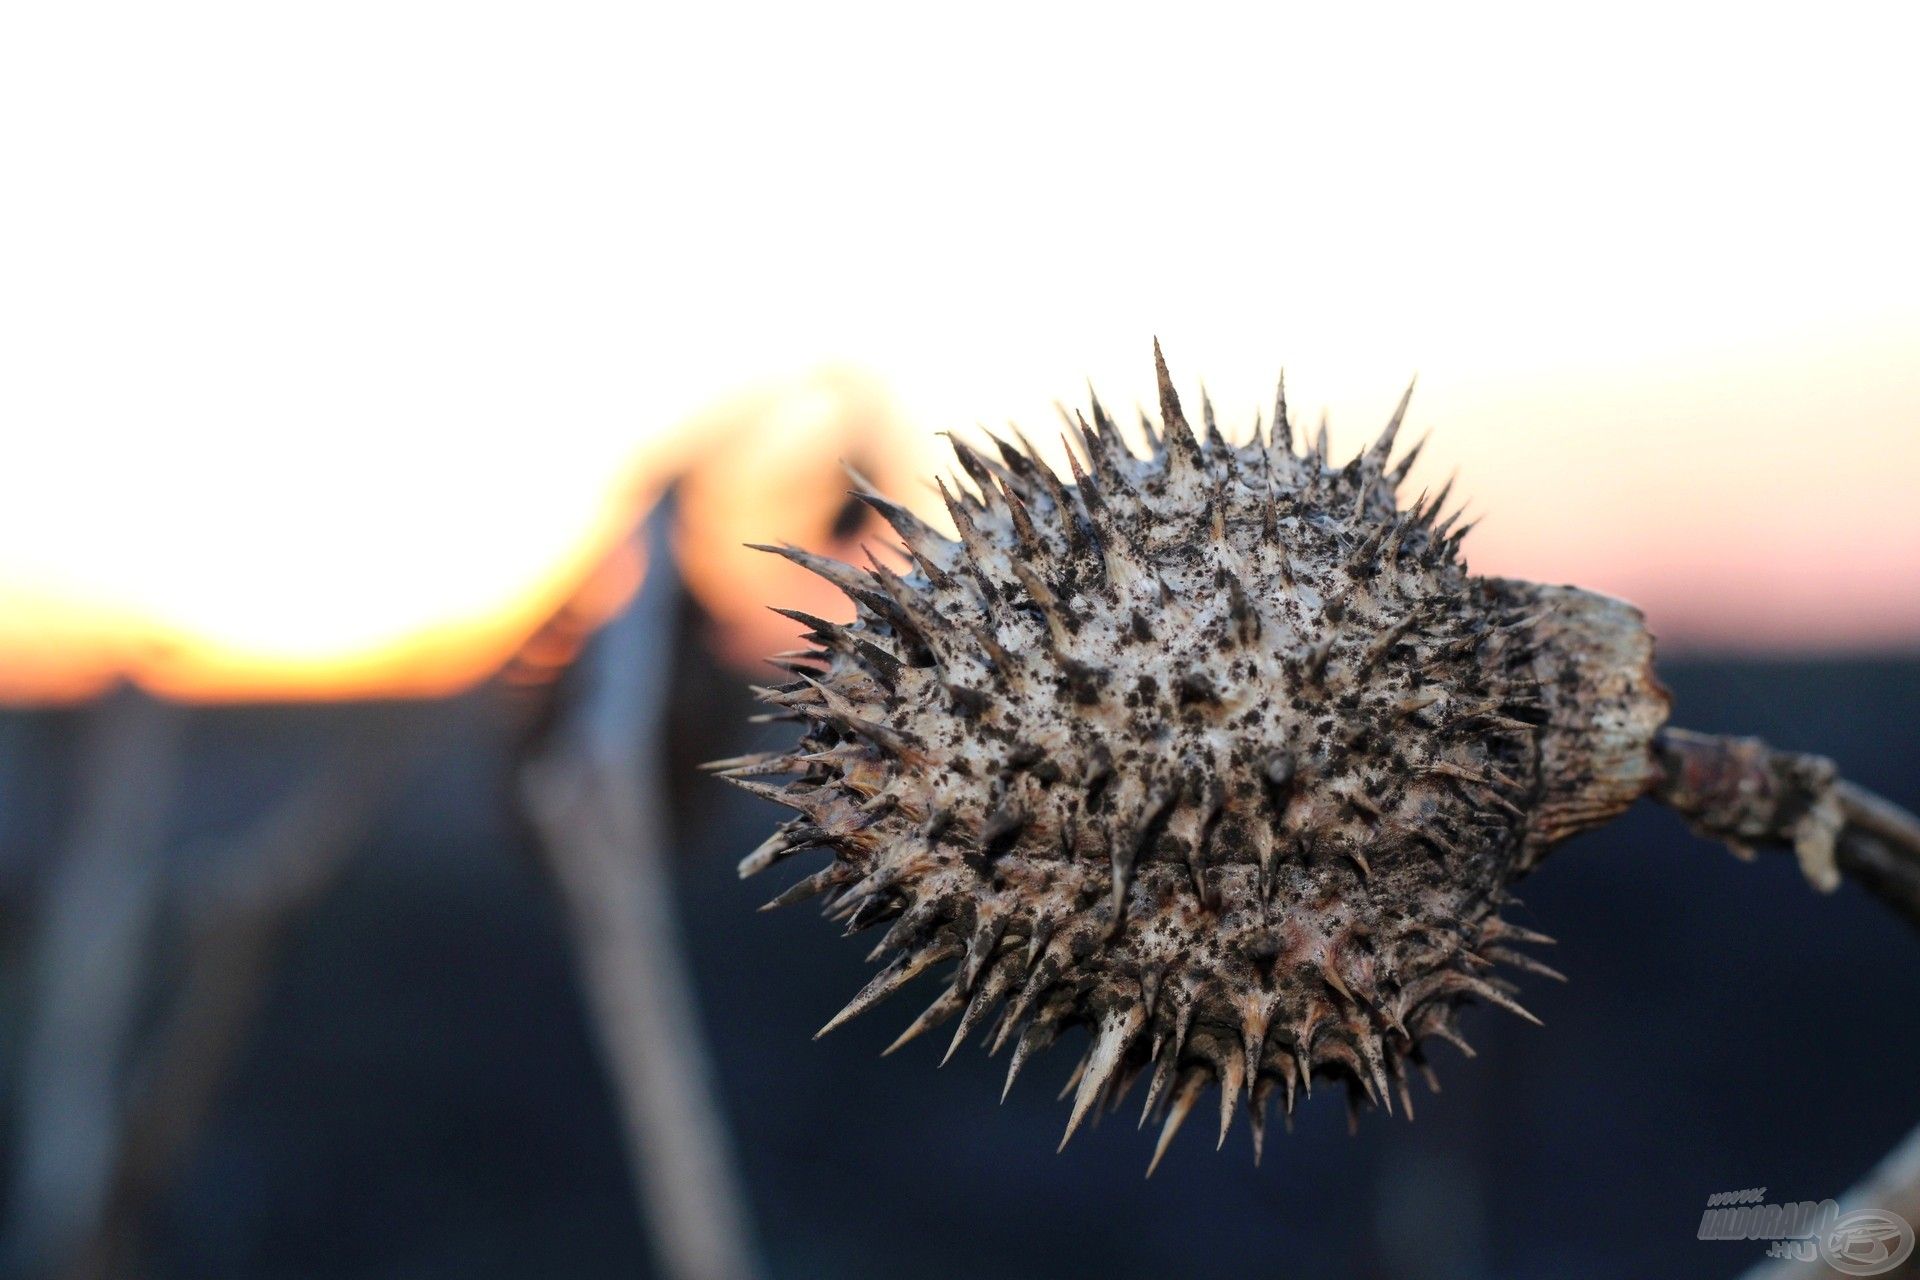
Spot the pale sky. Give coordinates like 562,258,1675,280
2,2,1916,701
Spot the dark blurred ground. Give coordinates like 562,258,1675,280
0,642,1915,1280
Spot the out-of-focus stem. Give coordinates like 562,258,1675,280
2,688,185,1277
67,709,433,1280
520,493,766,1280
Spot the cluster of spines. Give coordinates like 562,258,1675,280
715,343,1565,1167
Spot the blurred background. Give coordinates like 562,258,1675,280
1,3,1917,1278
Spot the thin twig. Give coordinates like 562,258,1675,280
520,492,766,1280
1833,781,1920,929
1652,727,1920,926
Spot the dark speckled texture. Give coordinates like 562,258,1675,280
721,364,1670,1151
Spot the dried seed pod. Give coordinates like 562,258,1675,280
719,342,1672,1161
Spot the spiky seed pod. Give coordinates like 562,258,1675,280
719,343,1670,1164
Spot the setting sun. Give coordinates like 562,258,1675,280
3,3,1915,704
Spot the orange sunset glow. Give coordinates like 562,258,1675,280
3,4,1917,705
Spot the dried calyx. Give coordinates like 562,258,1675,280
713,343,1915,1168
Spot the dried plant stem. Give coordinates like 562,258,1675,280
1653,727,1920,926
3,688,185,1277
1832,782,1920,929
521,497,765,1280
66,711,433,1280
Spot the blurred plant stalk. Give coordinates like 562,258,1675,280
520,491,767,1280
63,706,442,1280
3,688,184,1276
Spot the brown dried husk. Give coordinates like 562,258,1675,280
719,346,1670,1161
